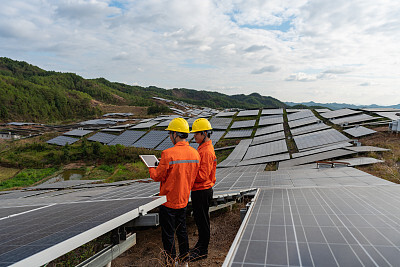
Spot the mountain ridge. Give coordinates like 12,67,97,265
285,101,400,110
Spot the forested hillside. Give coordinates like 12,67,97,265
0,57,286,123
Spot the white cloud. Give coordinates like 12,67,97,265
0,0,400,105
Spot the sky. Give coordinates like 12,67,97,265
1,0,400,106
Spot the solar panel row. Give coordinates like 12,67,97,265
293,129,350,151
243,139,288,160
230,119,256,129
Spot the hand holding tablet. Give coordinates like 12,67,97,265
139,155,160,168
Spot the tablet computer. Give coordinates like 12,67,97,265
140,155,159,168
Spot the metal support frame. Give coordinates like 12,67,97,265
76,233,137,267
124,213,159,227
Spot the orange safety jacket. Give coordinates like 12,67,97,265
149,141,200,209
192,140,217,191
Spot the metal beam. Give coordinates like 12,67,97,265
76,233,136,267
124,213,159,227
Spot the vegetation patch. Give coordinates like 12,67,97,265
0,167,20,182
0,167,58,190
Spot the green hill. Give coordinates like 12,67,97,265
0,57,286,123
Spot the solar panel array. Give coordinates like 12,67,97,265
344,126,377,137
291,142,353,158
374,112,400,120
314,108,331,113
230,119,256,129
63,129,93,137
255,124,284,136
288,116,320,128
47,136,79,146
287,110,314,121
293,129,350,151
132,130,168,149
87,132,117,144
261,109,284,115
330,114,377,125
251,131,285,146
218,139,252,167
107,130,146,146
243,140,288,160
237,153,290,166
216,111,237,117
258,115,283,126
210,130,225,145
130,121,159,129
209,117,233,130
224,129,253,139
320,108,361,119
237,109,260,117
290,123,331,136
279,149,356,168
224,184,400,266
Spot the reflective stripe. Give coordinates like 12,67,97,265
169,160,199,165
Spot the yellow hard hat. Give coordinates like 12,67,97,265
165,118,190,133
191,118,213,133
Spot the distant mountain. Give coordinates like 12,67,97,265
285,101,400,110
0,57,286,123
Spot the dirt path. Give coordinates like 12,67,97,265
113,203,244,267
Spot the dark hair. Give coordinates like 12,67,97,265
176,132,188,139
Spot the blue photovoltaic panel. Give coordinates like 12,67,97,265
251,131,285,145
344,126,377,137
237,109,260,117
261,109,283,115
107,130,146,146
330,114,377,125
209,117,232,129
63,129,93,137
216,111,237,117
210,131,225,145
255,124,284,136
290,123,331,136
132,130,169,149
258,115,283,126
288,116,320,128
130,121,159,129
87,132,117,144
320,108,361,119
230,119,256,129
293,128,350,151
47,136,79,146
224,185,400,266
287,110,314,121
224,129,253,139
243,139,288,160
218,139,252,167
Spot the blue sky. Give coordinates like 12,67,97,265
1,0,400,105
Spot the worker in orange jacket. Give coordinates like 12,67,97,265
148,118,200,264
189,118,217,261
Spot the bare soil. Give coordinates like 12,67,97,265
113,203,245,267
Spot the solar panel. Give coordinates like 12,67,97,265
292,142,353,158
26,180,99,190
107,130,146,146
237,153,290,166
63,129,93,137
132,130,168,149
154,120,171,127
155,133,194,151
261,109,284,115
216,111,237,117
218,139,252,168
258,115,283,126
251,131,285,146
320,108,362,119
210,130,226,145
288,116,320,128
224,184,400,266
315,108,331,113
130,121,159,129
374,112,400,120
237,109,260,117
330,114,377,125
293,129,350,151
279,148,356,168
87,132,117,144
47,136,79,146
343,146,390,152
0,197,165,266
290,123,331,136
230,119,256,129
224,129,253,139
243,140,288,160
255,124,284,136
338,157,384,166
287,110,314,121
344,126,377,137
209,117,233,130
